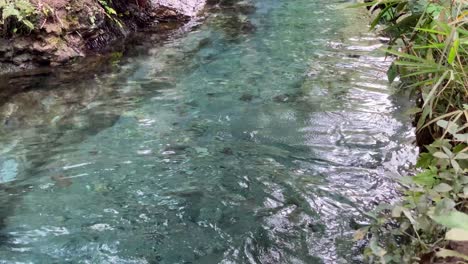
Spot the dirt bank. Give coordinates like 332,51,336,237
0,0,205,73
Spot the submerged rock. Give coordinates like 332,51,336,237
272,91,305,103
221,147,234,155
50,175,73,188
154,0,206,17
234,0,256,14
239,93,254,102
273,94,291,103
307,222,326,233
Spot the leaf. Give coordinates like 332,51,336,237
413,43,445,49
402,208,418,229
436,120,459,135
416,153,434,168
453,144,466,153
413,169,437,186
387,62,398,83
353,226,369,241
414,25,448,35
442,146,453,157
436,248,468,261
105,7,117,15
455,152,468,159
417,105,430,129
434,198,456,215
461,176,468,184
2,4,21,20
433,151,450,159
422,71,450,108
371,4,394,30
393,14,421,31
447,31,460,65
15,0,35,13
438,171,454,181
433,183,453,193
432,210,468,231
455,133,468,142
446,228,468,241
21,19,34,30
392,205,403,218
383,48,429,63
426,3,444,18
451,159,461,173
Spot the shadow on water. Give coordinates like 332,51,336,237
0,0,259,248
0,1,417,263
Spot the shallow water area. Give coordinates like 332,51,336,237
0,0,417,263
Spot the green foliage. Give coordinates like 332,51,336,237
378,0,466,137
0,0,125,37
0,0,36,35
351,0,468,262
364,139,468,262
97,0,123,27
98,0,118,16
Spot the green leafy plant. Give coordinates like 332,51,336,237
363,137,468,263
97,0,122,27
0,0,36,35
98,0,118,16
350,0,468,262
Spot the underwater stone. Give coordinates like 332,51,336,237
307,222,325,233
239,93,254,102
221,147,234,155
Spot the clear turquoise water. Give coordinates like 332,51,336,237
0,0,417,263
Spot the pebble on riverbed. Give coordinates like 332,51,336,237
221,147,234,155
51,175,73,188
239,93,254,102
273,94,292,103
307,222,326,233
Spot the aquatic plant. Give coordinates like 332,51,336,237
351,0,468,262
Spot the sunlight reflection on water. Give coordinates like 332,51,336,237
0,1,417,263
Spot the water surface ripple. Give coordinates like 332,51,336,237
0,0,417,263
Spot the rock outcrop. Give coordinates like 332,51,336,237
0,0,205,73
154,0,206,18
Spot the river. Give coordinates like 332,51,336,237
0,0,417,263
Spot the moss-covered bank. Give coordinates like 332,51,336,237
0,0,205,73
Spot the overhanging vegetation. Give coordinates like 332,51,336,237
352,0,468,262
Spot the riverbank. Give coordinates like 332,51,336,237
358,1,468,263
0,0,206,73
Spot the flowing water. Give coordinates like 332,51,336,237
0,0,417,263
